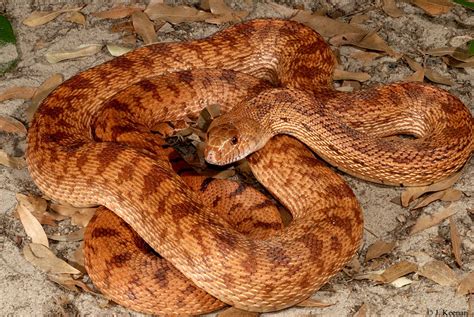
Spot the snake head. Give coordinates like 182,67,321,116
205,117,269,165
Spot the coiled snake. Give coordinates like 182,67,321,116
26,19,472,315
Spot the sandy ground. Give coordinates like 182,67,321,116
0,0,473,316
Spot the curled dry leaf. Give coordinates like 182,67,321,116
92,6,142,19
16,194,49,247
0,115,27,135
418,260,459,287
411,188,463,209
449,217,462,267
217,307,259,317
14,193,62,226
356,261,418,284
365,240,396,262
456,272,474,296
333,69,371,82
426,47,474,62
424,68,454,86
404,56,425,82
27,73,64,121
67,11,86,26
45,43,103,64
205,0,249,24
106,44,133,57
330,30,397,56
144,3,213,23
400,170,463,207
383,0,404,18
411,0,453,16
410,206,457,235
131,11,158,45
354,303,368,317
0,86,36,102
23,7,83,27
0,150,27,169
291,10,365,38
296,298,334,308
23,243,81,275
49,273,95,293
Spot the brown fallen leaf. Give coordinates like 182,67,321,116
217,307,259,317
410,206,457,235
67,11,86,26
23,7,84,27
144,3,213,23
296,298,334,308
0,150,27,169
383,0,404,18
71,208,97,227
426,47,474,62
49,273,95,293
330,30,397,56
131,11,157,45
351,51,382,65
357,261,418,284
106,44,134,57
0,86,36,102
404,56,425,82
411,188,463,209
424,68,454,86
92,6,142,19
449,217,462,267
23,243,81,275
411,0,453,16
418,260,458,286
456,272,474,296
45,43,103,64
205,0,249,24
14,194,62,226
400,170,463,207
441,56,474,69
291,10,365,38
390,277,413,288
0,115,27,135
333,69,371,82
16,196,49,247
48,228,85,242
365,240,396,262
350,14,369,25
27,73,64,121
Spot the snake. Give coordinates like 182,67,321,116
25,18,472,315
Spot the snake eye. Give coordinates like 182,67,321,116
231,136,238,145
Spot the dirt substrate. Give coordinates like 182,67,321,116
0,1,473,316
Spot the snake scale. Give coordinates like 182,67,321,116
26,19,473,315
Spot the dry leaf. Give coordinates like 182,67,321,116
67,11,86,26
424,68,454,86
0,115,27,135
14,194,61,226
23,243,81,275
456,272,474,295
449,217,462,267
330,30,397,56
400,170,463,207
418,260,458,286
350,14,369,25
411,188,463,209
49,273,95,293
354,303,368,317
23,7,83,27
296,298,334,308
0,150,27,169
205,0,249,24
131,11,157,45
48,228,85,242
27,73,64,121
16,195,49,247
426,47,474,62
71,208,97,227
410,206,457,234
351,51,381,65
106,44,133,57
291,10,365,37
390,277,413,288
365,240,396,262
441,56,474,69
411,0,453,16
404,56,425,82
383,0,404,18
73,243,85,268
45,43,103,64
379,261,418,284
333,69,371,82
217,307,259,317
92,6,142,19
144,3,213,23
0,86,36,102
